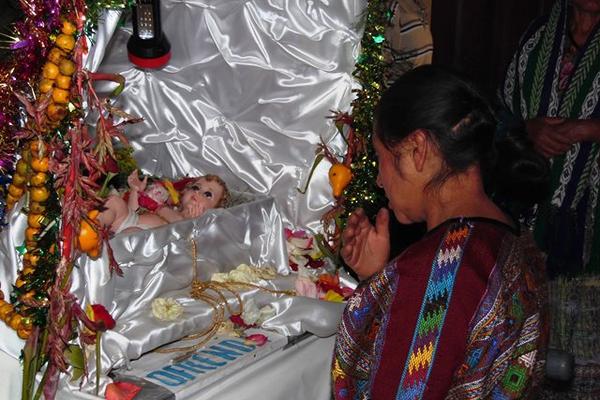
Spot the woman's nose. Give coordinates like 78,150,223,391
376,173,383,188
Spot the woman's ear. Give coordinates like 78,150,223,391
409,129,430,172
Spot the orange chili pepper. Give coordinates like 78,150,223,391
328,163,352,198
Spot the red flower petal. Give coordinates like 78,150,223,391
245,334,268,346
105,381,142,400
91,304,116,330
229,314,253,328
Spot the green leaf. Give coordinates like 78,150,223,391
297,154,325,194
65,344,84,369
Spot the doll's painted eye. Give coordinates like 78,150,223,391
189,185,201,191
203,191,213,198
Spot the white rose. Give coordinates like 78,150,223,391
151,298,184,321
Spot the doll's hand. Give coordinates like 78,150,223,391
183,202,207,219
127,169,148,192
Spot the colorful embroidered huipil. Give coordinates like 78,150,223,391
332,218,548,400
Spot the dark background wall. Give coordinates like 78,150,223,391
431,0,555,99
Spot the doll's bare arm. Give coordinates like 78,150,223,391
126,170,147,211
155,206,185,223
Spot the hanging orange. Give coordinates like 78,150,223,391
30,186,50,203
9,313,22,330
61,20,76,35
59,59,75,76
29,202,46,214
12,173,27,187
47,103,67,121
30,172,48,186
0,303,14,320
15,159,28,176
55,34,75,51
30,157,49,172
47,47,66,64
7,184,24,198
78,210,102,259
52,88,69,104
42,62,59,79
25,227,40,242
27,213,45,229
17,328,31,339
55,74,71,89
39,79,54,93
328,163,353,198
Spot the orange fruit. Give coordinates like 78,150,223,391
27,213,45,229
39,78,54,93
59,59,75,76
9,313,22,330
61,20,76,35
42,62,59,79
7,184,24,198
30,172,48,186
0,303,14,321
17,328,31,340
15,159,28,176
55,34,75,52
22,266,35,275
30,186,50,203
17,328,31,339
55,74,71,89
78,210,101,258
52,87,69,104
29,201,46,214
25,227,40,242
47,103,67,121
47,47,66,64
29,139,44,152
30,157,49,172
6,194,19,208
12,173,27,187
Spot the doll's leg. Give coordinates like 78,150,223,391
97,195,130,233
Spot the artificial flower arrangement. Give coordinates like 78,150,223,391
285,228,354,303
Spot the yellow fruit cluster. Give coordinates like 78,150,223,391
0,290,32,339
40,20,77,123
0,139,51,339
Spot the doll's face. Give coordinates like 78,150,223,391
180,177,225,218
146,183,169,204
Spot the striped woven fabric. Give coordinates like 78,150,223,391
396,224,471,399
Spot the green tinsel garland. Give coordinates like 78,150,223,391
341,0,390,223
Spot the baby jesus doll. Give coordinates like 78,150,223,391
98,170,229,234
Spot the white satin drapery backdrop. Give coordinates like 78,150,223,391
97,0,365,230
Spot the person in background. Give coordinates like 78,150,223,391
384,0,433,84
332,65,549,399
500,0,600,396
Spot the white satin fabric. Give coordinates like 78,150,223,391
67,197,345,395
96,0,364,230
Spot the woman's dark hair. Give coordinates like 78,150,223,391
374,65,549,210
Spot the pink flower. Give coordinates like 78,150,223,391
295,276,318,298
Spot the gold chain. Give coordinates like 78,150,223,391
155,239,295,358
